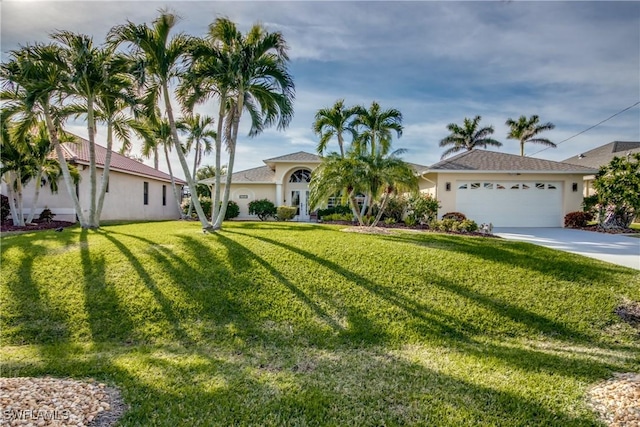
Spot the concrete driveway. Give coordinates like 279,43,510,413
494,228,640,270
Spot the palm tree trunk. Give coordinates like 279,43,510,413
43,106,88,227
163,142,183,217
96,121,114,222
371,191,390,227
87,96,98,228
348,191,364,226
213,93,226,222
187,141,199,218
26,169,43,224
337,134,345,158
520,141,525,157
213,97,242,230
162,84,211,229
6,176,20,226
154,146,159,169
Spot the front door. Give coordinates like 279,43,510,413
291,190,310,221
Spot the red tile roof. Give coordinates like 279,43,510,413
61,135,186,184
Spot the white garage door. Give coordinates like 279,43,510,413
455,181,563,227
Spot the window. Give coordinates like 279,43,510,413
470,182,480,189
496,184,505,190
458,184,468,190
522,184,530,190
143,182,149,205
511,184,520,189
483,183,493,189
162,185,166,206
547,184,556,189
288,169,311,183
535,183,545,189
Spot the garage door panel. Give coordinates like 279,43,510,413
455,181,562,227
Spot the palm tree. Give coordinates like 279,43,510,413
312,99,358,157
439,115,502,159
505,115,556,156
180,114,216,217
309,153,368,226
351,101,403,157
188,17,295,230
108,11,211,229
0,43,89,227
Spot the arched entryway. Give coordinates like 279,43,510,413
286,168,311,221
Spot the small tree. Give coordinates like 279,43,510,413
593,153,640,229
248,199,277,221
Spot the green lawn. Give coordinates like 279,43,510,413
1,221,639,426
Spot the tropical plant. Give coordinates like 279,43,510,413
592,153,640,229
180,114,216,216
276,206,297,221
564,211,593,229
195,164,225,198
439,115,502,159
108,11,210,229
505,114,556,156
0,43,89,227
350,101,403,157
248,199,277,221
185,17,294,230
405,193,440,224
312,99,358,157
0,194,10,223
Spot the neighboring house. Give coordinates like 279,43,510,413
562,141,640,196
202,149,597,227
1,136,185,222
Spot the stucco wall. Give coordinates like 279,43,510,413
4,168,182,222
228,184,277,219
424,172,586,220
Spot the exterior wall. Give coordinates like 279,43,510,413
417,176,437,196
228,184,276,219
5,168,182,222
426,172,586,223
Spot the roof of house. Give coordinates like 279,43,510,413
561,141,640,169
428,149,597,173
406,161,430,174
263,151,321,163
207,165,276,184
61,136,186,184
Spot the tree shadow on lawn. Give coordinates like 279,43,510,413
225,221,328,231
0,342,610,427
227,230,600,347
1,239,72,345
381,233,636,284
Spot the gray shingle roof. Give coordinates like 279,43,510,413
562,141,640,169
406,161,430,174
429,149,597,173
263,151,321,163
62,135,186,184
199,165,275,185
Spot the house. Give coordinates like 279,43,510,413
203,149,597,227
2,136,185,222
561,141,640,196
200,152,322,220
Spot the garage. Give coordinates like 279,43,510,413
455,181,563,227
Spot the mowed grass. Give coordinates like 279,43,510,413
1,221,639,426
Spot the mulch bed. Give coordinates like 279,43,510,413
325,221,500,238
1,220,76,234
578,225,640,234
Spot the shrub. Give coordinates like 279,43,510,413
224,201,240,220
403,217,417,227
406,193,440,224
582,194,599,213
276,206,297,221
381,196,407,222
442,212,466,221
317,204,352,219
457,219,478,233
39,207,55,222
564,211,593,228
383,217,397,225
248,199,277,221
322,213,354,222
1,195,10,223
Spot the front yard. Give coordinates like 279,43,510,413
1,221,638,425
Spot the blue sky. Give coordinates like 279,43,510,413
2,1,639,178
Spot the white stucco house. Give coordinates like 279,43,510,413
203,149,597,227
2,136,185,222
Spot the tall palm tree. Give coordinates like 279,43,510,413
439,115,502,159
180,114,216,216
312,99,358,157
108,11,210,229
0,44,89,227
188,17,295,230
506,114,556,156
351,101,403,157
